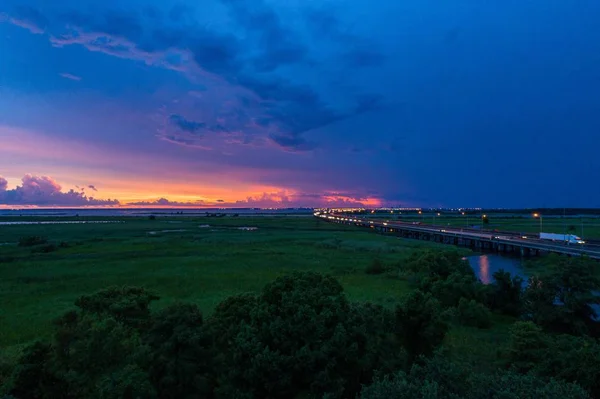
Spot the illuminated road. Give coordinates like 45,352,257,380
317,212,600,260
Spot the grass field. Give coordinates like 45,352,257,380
0,215,473,354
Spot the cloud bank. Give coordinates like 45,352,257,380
4,2,385,152
0,174,381,208
0,175,119,206
128,198,205,207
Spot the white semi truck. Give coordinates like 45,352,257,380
539,232,585,244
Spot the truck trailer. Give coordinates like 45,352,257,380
539,232,585,244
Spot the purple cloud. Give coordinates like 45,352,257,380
269,133,318,153
5,6,48,34
59,73,82,81
88,185,98,191
0,177,7,192
0,175,119,206
169,114,205,134
4,4,383,153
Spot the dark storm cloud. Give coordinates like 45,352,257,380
168,4,192,22
219,0,308,72
169,114,206,134
269,134,317,152
303,6,386,69
188,33,241,76
343,47,386,68
0,175,119,206
239,75,382,139
6,2,382,152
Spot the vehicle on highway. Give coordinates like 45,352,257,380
539,232,585,244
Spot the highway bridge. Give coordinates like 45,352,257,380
317,212,600,260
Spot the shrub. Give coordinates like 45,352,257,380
365,258,386,275
456,298,492,329
361,357,591,399
31,244,57,254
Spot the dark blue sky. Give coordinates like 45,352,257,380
1,0,599,207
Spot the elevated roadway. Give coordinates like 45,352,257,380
317,212,600,260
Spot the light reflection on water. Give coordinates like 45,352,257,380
467,254,526,284
478,255,491,284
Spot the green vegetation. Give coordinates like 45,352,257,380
1,216,599,398
0,217,454,350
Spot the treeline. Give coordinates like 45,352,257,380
1,251,599,398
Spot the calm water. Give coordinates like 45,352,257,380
469,254,600,317
467,254,527,284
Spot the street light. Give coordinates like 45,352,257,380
533,213,543,233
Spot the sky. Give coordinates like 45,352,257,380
1,0,600,208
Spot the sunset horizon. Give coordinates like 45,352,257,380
2,1,600,209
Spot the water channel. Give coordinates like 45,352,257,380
469,253,600,316
467,254,527,284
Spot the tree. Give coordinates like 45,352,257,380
535,334,600,398
211,272,401,399
207,293,257,350
74,286,159,330
523,257,600,334
4,341,65,399
456,298,492,329
361,356,590,399
96,364,156,399
144,304,216,398
505,323,600,397
395,290,448,362
404,250,474,281
505,322,548,373
488,269,523,316
428,271,486,308
52,313,145,398
360,356,470,399
5,287,158,399
469,371,590,399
